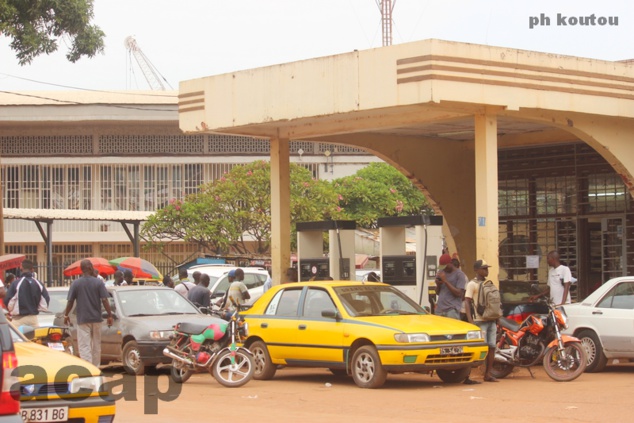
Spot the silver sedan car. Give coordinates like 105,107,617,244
55,286,223,375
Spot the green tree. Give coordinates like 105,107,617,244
142,161,343,256
0,0,105,64
334,162,431,228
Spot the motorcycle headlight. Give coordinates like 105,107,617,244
554,309,568,329
394,333,430,343
466,330,483,340
69,376,104,394
149,330,172,340
241,321,249,337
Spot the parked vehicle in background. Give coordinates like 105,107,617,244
184,265,269,305
563,276,634,372
21,325,74,355
242,280,488,389
0,311,22,423
355,270,382,282
37,287,69,327
54,286,223,375
499,280,548,322
9,318,116,422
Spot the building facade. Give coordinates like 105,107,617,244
0,93,379,281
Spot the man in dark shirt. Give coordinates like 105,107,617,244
188,274,211,308
63,260,113,367
5,260,49,328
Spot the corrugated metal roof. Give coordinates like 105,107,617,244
3,208,153,222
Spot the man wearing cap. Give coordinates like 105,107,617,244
434,253,467,320
434,253,478,384
465,259,499,382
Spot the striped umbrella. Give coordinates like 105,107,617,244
64,257,117,277
109,257,162,280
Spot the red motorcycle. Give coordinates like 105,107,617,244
492,297,586,382
163,308,254,388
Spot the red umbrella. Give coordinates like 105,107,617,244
0,254,26,271
64,257,117,277
109,257,162,280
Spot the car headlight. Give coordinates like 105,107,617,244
149,330,172,340
466,330,483,340
394,333,430,343
69,376,104,394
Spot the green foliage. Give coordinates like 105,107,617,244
142,161,430,255
0,0,105,65
142,161,342,255
333,162,431,228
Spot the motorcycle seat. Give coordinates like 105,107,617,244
175,322,211,335
498,317,521,332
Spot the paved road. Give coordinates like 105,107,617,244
106,364,634,423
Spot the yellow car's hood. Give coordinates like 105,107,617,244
14,341,101,383
357,314,480,335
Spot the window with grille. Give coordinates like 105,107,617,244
586,173,629,213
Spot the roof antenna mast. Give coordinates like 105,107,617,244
124,36,173,90
376,0,395,46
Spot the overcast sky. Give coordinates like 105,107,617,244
0,0,630,92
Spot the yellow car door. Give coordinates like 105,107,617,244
293,288,344,365
255,288,304,362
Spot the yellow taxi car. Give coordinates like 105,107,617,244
242,281,489,388
9,323,115,423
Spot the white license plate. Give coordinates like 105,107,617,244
440,346,463,355
47,342,65,351
21,406,68,422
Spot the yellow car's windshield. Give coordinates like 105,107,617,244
334,285,426,317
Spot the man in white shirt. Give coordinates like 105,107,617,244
531,251,572,305
174,268,195,297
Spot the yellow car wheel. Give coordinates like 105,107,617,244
250,340,276,380
351,345,387,389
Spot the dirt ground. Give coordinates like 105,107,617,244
107,364,634,423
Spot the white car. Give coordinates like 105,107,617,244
562,276,634,372
184,265,270,305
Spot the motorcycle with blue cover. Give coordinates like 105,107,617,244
163,308,254,387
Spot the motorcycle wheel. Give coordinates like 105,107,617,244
490,360,514,379
171,363,193,384
170,345,194,384
212,348,255,388
542,342,587,382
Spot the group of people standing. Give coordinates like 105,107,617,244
171,267,252,316
434,250,573,384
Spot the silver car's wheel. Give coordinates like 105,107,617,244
122,340,146,376
351,345,387,389
578,330,608,373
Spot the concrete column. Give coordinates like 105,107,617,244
270,137,291,285
474,113,500,285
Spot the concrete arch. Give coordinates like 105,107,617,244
317,132,476,262
501,110,634,193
